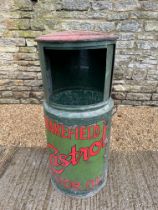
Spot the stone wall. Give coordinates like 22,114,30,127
0,0,158,105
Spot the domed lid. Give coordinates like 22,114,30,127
36,31,118,42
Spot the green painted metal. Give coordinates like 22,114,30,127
44,99,113,197
37,31,117,198
104,44,115,100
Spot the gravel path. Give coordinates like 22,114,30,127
0,105,158,151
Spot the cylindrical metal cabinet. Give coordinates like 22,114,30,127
36,31,117,198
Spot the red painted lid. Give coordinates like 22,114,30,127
36,31,118,42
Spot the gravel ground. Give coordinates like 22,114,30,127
0,105,158,151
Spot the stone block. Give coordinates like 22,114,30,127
145,21,158,32
118,33,135,40
13,91,30,99
0,71,8,79
14,53,38,61
117,41,135,49
26,39,37,47
0,38,25,47
140,1,158,11
134,11,158,19
112,80,125,86
0,53,13,61
124,68,133,80
115,55,131,62
19,47,37,53
140,86,157,93
113,84,143,93
55,10,127,20
129,63,154,70
152,94,158,100
126,93,151,101
6,19,30,30
132,69,147,81
142,58,157,65
126,80,158,87
57,21,94,31
14,0,33,11
113,84,126,92
30,91,44,99
113,71,124,80
142,101,158,106
58,21,115,32
37,73,42,79
31,19,45,30
147,74,158,81
113,0,140,11
112,92,126,100
31,86,43,91
117,20,141,32
16,72,37,79
0,47,19,53
107,12,129,21
122,100,142,106
17,60,40,67
18,66,40,72
17,30,41,38
61,0,90,11
1,91,13,97
92,1,112,10
0,80,11,86
0,86,9,91
95,22,115,32
113,99,122,105
12,86,31,91
0,98,19,104
0,1,11,11
23,80,43,87
137,34,155,40
137,41,158,49
20,98,40,104
19,11,32,19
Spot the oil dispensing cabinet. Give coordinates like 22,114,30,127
36,31,117,198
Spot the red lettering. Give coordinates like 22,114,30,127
80,147,89,161
87,125,92,140
52,122,61,136
69,145,81,165
75,127,79,140
71,181,80,190
45,116,107,141
49,120,53,133
48,143,58,153
53,175,81,190
68,127,75,139
63,179,72,189
86,179,95,189
93,124,100,138
89,141,102,156
59,154,70,167
100,124,107,147
61,125,69,139
48,121,107,175
48,143,66,174
85,177,101,189
80,126,87,140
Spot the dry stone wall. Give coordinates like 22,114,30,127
0,0,158,105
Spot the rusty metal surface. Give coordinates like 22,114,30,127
0,146,157,210
36,31,118,42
